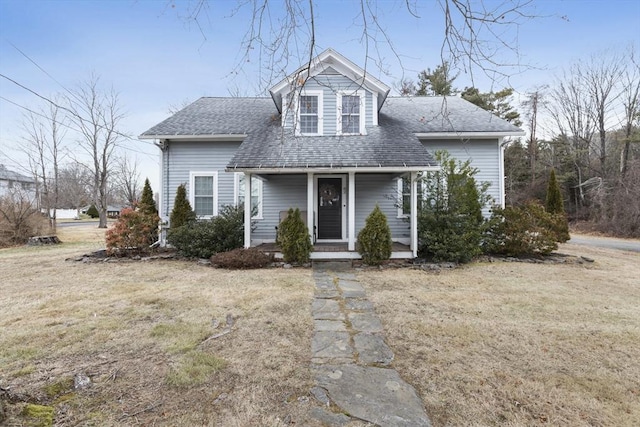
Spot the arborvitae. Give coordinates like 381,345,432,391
139,178,158,215
86,204,99,218
277,208,313,263
170,184,196,228
357,205,392,265
545,169,570,242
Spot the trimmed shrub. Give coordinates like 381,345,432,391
139,178,158,215
545,169,570,242
277,208,313,263
357,205,392,265
486,201,565,256
418,151,491,263
170,184,196,228
167,205,244,258
211,247,273,269
105,208,160,255
86,204,99,218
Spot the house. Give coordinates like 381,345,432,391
140,49,524,259
0,165,37,201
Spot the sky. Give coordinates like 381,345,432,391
1,0,639,192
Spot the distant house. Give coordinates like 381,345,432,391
0,165,37,201
140,49,524,259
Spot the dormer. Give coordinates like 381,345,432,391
269,49,391,136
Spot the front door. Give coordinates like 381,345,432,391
317,178,342,240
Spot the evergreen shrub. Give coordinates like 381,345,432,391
170,184,196,228
357,205,392,265
106,208,160,255
277,208,313,263
545,169,570,242
139,178,158,215
86,204,99,218
167,205,244,258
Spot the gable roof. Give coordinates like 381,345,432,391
269,48,391,113
0,165,35,183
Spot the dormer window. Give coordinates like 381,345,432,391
296,90,323,135
337,91,366,135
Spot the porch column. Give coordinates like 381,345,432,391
410,171,418,258
244,172,252,248
307,173,314,243
348,172,356,251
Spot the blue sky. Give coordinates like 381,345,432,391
1,0,639,190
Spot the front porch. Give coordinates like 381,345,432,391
256,241,413,260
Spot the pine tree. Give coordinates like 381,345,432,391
545,168,570,242
357,205,392,265
138,178,157,215
86,204,99,218
170,184,196,228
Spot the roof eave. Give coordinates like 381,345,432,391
225,165,439,174
138,134,248,141
416,131,525,139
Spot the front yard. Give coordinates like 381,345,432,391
1,225,638,426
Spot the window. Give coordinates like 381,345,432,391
397,176,423,217
299,95,318,134
235,173,263,219
341,95,360,134
189,172,217,218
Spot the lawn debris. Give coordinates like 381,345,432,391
198,313,237,347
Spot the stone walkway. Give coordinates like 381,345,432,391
310,262,431,427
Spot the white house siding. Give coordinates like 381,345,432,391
420,138,502,215
161,140,242,222
283,74,374,133
355,174,409,242
252,174,307,241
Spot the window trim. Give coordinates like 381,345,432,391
234,173,263,220
336,90,366,135
189,171,218,218
296,90,324,136
397,175,423,218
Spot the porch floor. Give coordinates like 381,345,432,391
256,242,413,259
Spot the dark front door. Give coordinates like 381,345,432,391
317,178,342,239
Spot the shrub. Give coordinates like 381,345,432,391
211,247,273,269
277,208,313,263
105,208,160,255
486,201,565,256
0,193,49,247
86,204,99,218
167,205,244,258
170,184,196,228
545,169,570,242
418,151,491,263
357,205,392,265
139,178,158,215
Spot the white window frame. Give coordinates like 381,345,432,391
397,175,424,218
295,90,323,136
337,90,366,135
234,173,263,220
189,171,218,219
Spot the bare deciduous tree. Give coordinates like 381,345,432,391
57,163,92,214
620,48,640,176
112,154,142,208
67,75,124,228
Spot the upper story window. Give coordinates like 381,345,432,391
337,91,365,135
189,171,218,218
296,90,323,136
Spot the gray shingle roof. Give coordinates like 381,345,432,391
140,95,522,170
0,165,35,183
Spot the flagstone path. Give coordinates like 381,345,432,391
310,262,431,427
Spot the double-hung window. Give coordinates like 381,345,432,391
235,173,263,219
189,172,217,218
397,176,424,217
337,91,365,135
297,91,323,135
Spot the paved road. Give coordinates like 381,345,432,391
568,234,640,253
56,221,101,228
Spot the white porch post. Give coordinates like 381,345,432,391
307,173,314,243
410,171,418,258
348,172,356,251
244,172,252,248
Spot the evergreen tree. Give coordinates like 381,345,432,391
138,178,157,215
357,205,393,265
86,204,99,218
545,169,570,242
170,184,196,228
416,62,458,96
277,208,313,263
461,86,522,126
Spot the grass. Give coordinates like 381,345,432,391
1,225,638,426
358,242,640,426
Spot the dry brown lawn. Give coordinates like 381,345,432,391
359,244,640,426
1,225,638,426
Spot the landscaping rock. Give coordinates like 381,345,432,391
74,373,91,390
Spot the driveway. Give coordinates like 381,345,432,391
568,234,640,253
